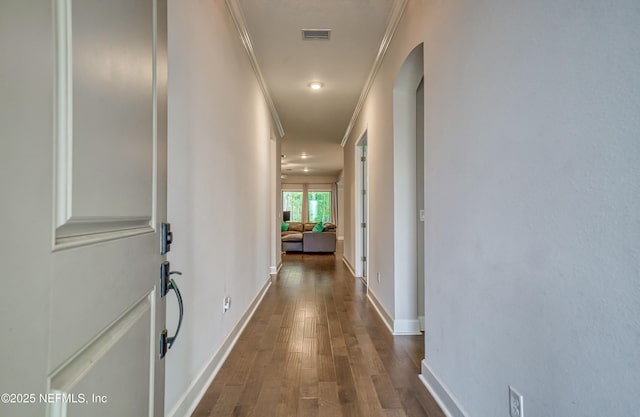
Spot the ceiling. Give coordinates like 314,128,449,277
237,0,396,178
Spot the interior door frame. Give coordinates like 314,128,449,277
354,130,368,282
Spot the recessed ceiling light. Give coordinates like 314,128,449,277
301,153,308,159
308,82,323,90
303,168,309,172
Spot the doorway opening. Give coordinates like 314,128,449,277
416,77,425,331
391,43,424,335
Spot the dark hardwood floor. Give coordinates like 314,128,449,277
191,246,445,417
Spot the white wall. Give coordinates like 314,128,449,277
343,0,640,416
166,0,275,415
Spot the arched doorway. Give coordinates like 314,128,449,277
392,43,424,334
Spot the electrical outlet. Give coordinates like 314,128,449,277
377,272,381,283
223,296,231,313
509,386,523,417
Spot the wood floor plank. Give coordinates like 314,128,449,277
190,247,446,417
209,385,243,417
354,331,387,375
372,374,403,409
407,373,447,417
298,398,319,417
304,316,317,338
334,355,362,417
384,409,409,417
302,337,318,369
227,349,258,386
247,381,279,417
317,352,336,382
318,381,343,417
352,373,386,417
331,336,348,357
315,323,332,355
300,366,319,398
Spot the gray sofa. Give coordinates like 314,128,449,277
281,222,336,253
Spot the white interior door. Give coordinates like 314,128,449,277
0,1,168,416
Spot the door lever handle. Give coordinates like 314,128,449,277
166,277,183,349
159,262,184,357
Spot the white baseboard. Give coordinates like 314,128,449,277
342,257,356,277
393,319,422,335
367,290,421,335
269,261,282,275
366,290,394,334
419,360,469,417
166,278,272,417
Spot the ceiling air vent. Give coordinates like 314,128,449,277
302,29,331,40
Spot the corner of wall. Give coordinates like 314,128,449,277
419,360,469,417
393,319,421,335
342,256,356,278
368,288,420,335
366,289,394,334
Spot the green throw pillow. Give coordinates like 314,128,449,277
312,222,324,232
281,221,289,232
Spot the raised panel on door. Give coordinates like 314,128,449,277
49,295,154,417
54,0,156,245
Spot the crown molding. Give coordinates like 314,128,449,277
225,0,285,138
340,0,408,147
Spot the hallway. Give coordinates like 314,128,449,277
191,249,445,417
